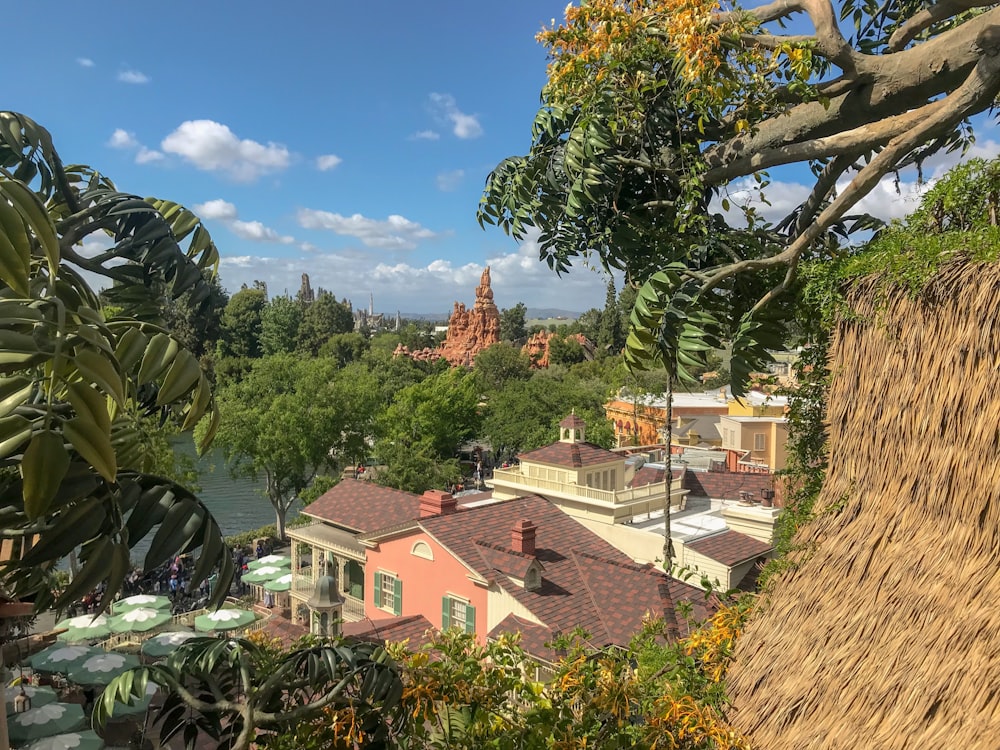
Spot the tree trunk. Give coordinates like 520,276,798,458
663,383,675,570
274,507,287,543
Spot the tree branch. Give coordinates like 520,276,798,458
887,0,998,51
714,0,806,25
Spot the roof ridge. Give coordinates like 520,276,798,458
568,550,613,644
474,538,536,560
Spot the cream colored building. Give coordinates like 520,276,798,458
718,416,789,472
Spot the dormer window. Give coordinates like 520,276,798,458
524,565,541,591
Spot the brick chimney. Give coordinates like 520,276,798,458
420,490,456,518
511,518,537,556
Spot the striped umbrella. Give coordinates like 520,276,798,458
247,555,291,570
112,594,172,613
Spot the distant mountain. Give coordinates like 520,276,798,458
396,308,582,323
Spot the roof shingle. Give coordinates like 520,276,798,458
687,529,773,566
303,479,422,533
518,441,621,468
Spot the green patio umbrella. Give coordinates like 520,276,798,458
23,730,105,750
140,631,201,660
247,555,291,570
4,684,58,713
29,644,104,674
194,608,257,632
111,594,172,613
108,607,172,633
7,703,86,745
66,652,141,688
54,614,111,642
242,565,286,583
263,573,293,592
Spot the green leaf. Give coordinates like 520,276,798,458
21,430,70,519
0,414,32,458
3,177,60,273
63,416,117,482
138,333,178,385
145,498,203,571
66,381,111,435
74,348,125,406
20,498,107,566
156,349,201,406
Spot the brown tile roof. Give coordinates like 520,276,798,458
342,614,435,648
474,540,539,581
260,615,310,647
489,614,554,659
303,479,422,533
421,495,710,659
560,413,587,429
518,441,621,468
631,466,685,488
687,530,773,567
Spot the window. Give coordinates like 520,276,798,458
441,595,476,634
410,541,434,560
754,433,766,452
374,571,402,616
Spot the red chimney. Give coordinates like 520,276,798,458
511,518,537,556
420,490,457,518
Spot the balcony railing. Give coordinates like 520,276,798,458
490,468,673,506
290,573,364,622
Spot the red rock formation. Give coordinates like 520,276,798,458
437,267,501,366
392,343,443,362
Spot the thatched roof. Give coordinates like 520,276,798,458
727,259,1000,748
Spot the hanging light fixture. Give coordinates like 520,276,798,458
13,686,30,713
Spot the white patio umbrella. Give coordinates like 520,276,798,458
23,730,105,750
194,608,257,632
247,555,291,570
140,631,201,660
66,652,141,688
111,594,172,613
7,703,86,745
108,607,172,633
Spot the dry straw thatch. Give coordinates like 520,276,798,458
727,258,1000,749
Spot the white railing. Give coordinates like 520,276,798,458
490,468,669,505
343,595,365,622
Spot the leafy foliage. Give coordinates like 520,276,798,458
499,301,528,342
0,112,231,610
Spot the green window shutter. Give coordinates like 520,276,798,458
373,572,382,608
441,596,451,629
465,604,476,635
393,577,402,616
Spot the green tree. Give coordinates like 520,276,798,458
260,295,303,356
548,335,586,366
375,369,480,489
596,278,625,356
208,356,378,539
473,343,532,392
479,0,1000,395
0,113,232,617
318,331,368,367
160,270,229,358
218,287,267,359
499,302,527,342
297,291,355,356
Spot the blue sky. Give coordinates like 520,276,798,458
7,2,1000,314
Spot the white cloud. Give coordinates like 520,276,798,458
428,93,483,139
436,169,465,192
215,229,609,314
77,57,95,68
118,70,150,84
161,120,291,182
316,154,342,171
411,130,440,141
135,147,164,164
108,129,138,149
231,219,295,244
193,199,239,221
297,209,438,250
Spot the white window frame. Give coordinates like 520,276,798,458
754,432,766,451
379,572,397,614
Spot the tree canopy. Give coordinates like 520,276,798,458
479,0,1000,390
